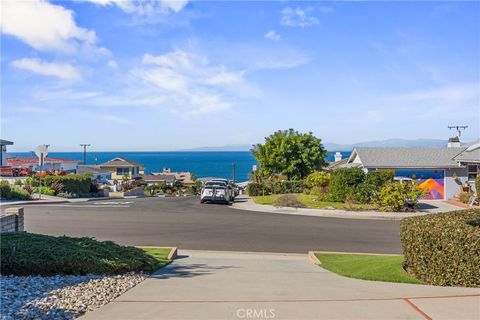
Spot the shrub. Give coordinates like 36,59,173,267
25,177,39,187
374,181,425,212
22,184,34,195
50,181,64,195
355,171,394,204
329,168,365,202
305,171,330,189
476,175,480,199
459,192,474,204
1,232,166,276
246,181,304,196
34,186,55,196
400,210,480,287
0,181,31,200
273,194,306,208
14,179,23,186
43,174,91,195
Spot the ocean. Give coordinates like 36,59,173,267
8,151,351,182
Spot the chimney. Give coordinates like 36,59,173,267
334,152,342,162
447,136,461,148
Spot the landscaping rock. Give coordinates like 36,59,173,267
0,273,146,319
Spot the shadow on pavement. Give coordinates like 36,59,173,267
150,255,237,279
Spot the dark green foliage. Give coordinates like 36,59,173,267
476,175,480,199
355,171,394,204
1,232,166,276
0,181,31,200
252,129,328,180
43,174,92,195
400,210,480,287
273,194,306,208
246,180,305,196
328,168,365,202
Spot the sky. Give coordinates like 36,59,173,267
1,0,479,152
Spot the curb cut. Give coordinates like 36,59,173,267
167,247,177,260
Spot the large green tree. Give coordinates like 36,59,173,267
252,129,328,180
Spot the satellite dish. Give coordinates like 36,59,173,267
35,145,48,166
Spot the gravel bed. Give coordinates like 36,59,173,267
1,273,146,320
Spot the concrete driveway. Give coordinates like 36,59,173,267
82,250,480,320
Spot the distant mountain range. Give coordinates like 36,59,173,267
178,139,455,152
323,139,450,151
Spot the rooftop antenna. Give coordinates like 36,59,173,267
448,125,468,137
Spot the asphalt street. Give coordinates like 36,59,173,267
14,197,402,254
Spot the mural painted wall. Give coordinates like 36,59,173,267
395,169,445,200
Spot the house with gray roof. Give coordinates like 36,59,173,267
99,157,145,180
334,139,479,200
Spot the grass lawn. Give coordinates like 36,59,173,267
315,252,422,284
0,232,172,276
252,194,376,211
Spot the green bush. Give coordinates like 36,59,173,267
374,181,425,212
43,174,91,195
273,194,306,208
1,232,165,276
476,175,480,199
25,176,39,187
0,181,31,200
329,168,365,202
305,171,330,189
246,181,304,196
400,210,480,287
355,171,394,204
34,186,55,196
14,179,23,186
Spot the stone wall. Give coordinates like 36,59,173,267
1,207,24,233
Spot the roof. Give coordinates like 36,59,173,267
453,140,480,163
348,147,465,169
99,157,142,168
327,158,349,170
77,165,114,174
7,157,80,166
141,174,175,182
0,139,13,146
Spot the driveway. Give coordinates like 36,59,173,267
82,250,480,320
18,196,402,254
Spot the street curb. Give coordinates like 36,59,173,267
310,250,402,259
0,200,70,206
308,251,321,265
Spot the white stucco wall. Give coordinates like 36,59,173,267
445,167,468,199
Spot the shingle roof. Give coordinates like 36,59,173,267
453,140,480,163
142,174,175,182
350,147,465,168
7,157,80,166
99,157,141,168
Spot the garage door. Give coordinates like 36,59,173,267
395,169,445,200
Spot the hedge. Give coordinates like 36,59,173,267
0,181,31,200
246,180,305,196
329,168,365,202
43,174,91,195
400,209,480,287
1,232,164,276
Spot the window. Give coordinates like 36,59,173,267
116,167,130,176
467,165,479,181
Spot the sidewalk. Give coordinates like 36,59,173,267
82,250,479,320
231,196,465,220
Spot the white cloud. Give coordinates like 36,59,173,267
107,60,119,69
0,0,106,55
80,0,188,15
397,83,479,104
264,30,280,41
11,58,82,80
129,49,249,114
281,7,318,28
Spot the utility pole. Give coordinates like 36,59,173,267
448,125,468,137
232,162,236,183
80,144,91,165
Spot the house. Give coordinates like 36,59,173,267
7,156,80,173
152,168,195,185
77,165,113,183
141,174,176,186
334,138,479,200
0,139,14,176
99,157,144,180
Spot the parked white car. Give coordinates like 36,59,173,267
200,180,232,204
